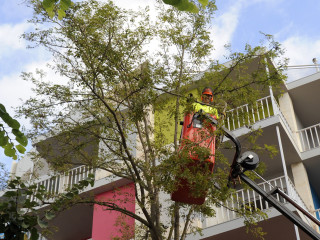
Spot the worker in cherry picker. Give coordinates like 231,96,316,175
192,87,219,118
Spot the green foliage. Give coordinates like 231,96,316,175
0,103,28,160
0,163,8,191
163,0,199,13
42,0,73,19
0,177,41,240
243,208,268,240
0,174,95,239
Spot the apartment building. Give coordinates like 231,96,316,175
9,68,320,240
185,70,320,240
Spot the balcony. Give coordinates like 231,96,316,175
224,95,296,140
27,170,313,234
202,176,312,228
224,94,320,154
224,96,275,131
297,123,320,152
31,165,96,197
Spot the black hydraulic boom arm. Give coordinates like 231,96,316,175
204,113,320,240
240,173,320,240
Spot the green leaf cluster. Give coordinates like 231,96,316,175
163,0,202,13
0,178,41,240
0,103,28,160
42,0,73,19
0,173,95,239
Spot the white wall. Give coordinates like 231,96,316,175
12,150,33,180
12,148,51,180
278,92,302,150
291,162,319,231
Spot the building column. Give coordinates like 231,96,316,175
291,162,320,232
291,162,316,214
276,126,301,240
276,126,290,192
278,92,302,151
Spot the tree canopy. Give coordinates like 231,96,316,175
16,0,287,239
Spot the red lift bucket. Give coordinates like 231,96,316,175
171,112,217,205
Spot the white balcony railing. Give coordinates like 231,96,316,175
224,95,308,153
297,123,320,152
203,176,310,228
224,96,274,131
33,165,95,196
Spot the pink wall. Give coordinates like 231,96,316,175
92,183,135,240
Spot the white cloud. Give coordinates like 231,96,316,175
0,58,67,120
281,36,320,81
102,0,159,23
210,2,243,60
0,73,33,116
112,0,153,10
0,22,31,52
210,0,284,61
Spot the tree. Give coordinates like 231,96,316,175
18,0,286,239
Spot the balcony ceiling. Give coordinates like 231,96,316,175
286,72,320,127
42,204,93,240
220,122,302,181
202,214,313,240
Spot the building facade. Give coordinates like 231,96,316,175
8,70,320,240
185,71,320,240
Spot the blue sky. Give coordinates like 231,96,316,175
1,0,320,171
